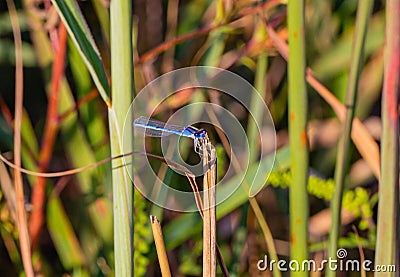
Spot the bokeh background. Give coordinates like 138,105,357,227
0,0,392,276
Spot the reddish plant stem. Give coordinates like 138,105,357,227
384,18,399,125
29,22,67,248
0,94,13,124
135,0,281,65
57,88,99,123
135,24,217,65
375,0,399,268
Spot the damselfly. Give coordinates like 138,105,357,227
134,116,207,153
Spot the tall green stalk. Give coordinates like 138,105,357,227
327,2,373,276
287,1,309,275
374,0,399,272
110,0,134,275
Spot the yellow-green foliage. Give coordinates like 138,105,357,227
342,188,373,230
268,171,374,230
133,190,150,277
308,175,335,201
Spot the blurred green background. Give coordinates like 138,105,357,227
0,0,387,276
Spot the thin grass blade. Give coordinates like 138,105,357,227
327,3,374,275
50,0,111,104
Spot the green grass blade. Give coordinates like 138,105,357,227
47,197,86,269
247,33,268,162
68,38,110,177
326,2,374,276
50,0,110,104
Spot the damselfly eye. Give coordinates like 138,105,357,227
194,129,207,139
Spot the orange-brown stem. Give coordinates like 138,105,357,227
29,22,67,249
135,0,281,65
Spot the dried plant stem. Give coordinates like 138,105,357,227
185,172,230,277
205,106,281,276
6,0,34,275
150,216,172,277
202,139,216,277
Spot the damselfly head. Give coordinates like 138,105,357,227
194,129,207,139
